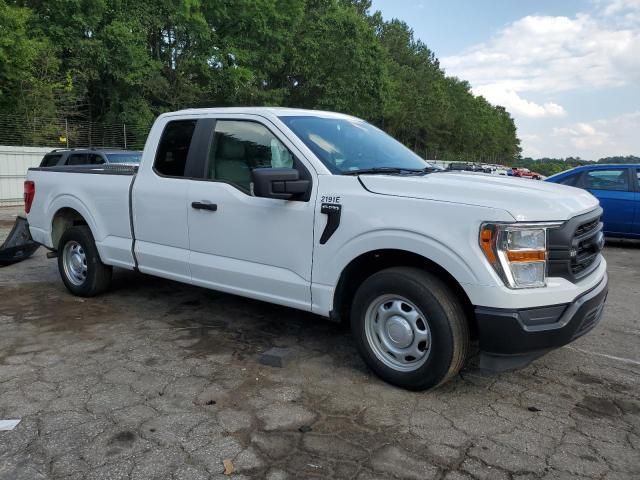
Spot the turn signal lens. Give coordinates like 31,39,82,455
479,227,497,264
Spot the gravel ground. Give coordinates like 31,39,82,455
0,206,639,480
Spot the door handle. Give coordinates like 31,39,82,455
191,201,218,211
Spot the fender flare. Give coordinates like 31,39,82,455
47,194,102,248
329,229,482,287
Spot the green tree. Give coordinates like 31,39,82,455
2,0,524,160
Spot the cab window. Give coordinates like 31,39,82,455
66,153,88,166
207,120,294,192
40,154,62,167
557,174,580,187
154,120,197,177
585,169,629,191
88,154,105,165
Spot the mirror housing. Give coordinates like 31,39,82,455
252,168,310,200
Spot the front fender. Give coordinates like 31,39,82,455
311,228,498,317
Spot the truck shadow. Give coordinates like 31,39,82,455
604,238,640,249
108,267,360,367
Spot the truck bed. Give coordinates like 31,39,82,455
26,165,137,270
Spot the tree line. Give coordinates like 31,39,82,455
0,0,521,161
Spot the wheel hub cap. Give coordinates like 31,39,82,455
386,316,414,348
62,241,87,286
70,253,83,271
364,295,432,372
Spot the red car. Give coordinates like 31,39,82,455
511,167,542,180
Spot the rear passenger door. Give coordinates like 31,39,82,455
133,119,198,283
583,168,634,235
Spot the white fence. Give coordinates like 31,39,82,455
0,145,53,206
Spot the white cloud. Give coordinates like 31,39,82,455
522,111,640,158
441,2,640,118
553,123,609,150
473,85,566,118
602,0,640,19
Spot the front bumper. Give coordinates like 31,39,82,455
475,273,608,371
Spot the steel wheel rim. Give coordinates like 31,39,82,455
62,241,87,286
364,294,431,372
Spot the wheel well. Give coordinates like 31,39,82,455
332,249,476,336
51,208,88,249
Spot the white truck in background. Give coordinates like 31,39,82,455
25,108,608,390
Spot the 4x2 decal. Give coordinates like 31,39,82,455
320,203,342,244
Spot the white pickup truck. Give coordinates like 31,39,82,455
25,107,608,390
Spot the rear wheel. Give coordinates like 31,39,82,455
351,267,469,390
58,226,112,297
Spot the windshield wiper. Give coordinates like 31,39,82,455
341,167,425,176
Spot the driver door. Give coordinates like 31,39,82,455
187,115,317,310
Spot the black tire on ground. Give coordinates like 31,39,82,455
57,225,112,297
350,267,469,391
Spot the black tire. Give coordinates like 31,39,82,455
57,225,112,297
350,267,469,391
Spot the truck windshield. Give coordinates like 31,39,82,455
279,116,430,174
105,153,142,163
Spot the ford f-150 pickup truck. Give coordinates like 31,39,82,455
24,107,609,390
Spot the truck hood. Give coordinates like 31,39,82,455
359,172,599,222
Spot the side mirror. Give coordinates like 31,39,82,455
252,168,310,200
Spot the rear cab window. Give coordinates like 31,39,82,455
154,120,197,177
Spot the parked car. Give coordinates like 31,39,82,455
546,164,640,239
447,162,471,172
511,167,542,180
24,107,608,390
39,148,142,167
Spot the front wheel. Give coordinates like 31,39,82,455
351,267,469,390
58,226,112,297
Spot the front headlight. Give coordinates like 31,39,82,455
479,223,560,289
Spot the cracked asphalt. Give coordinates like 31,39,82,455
0,206,639,480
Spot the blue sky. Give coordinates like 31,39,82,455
371,0,640,159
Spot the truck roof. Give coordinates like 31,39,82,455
162,107,360,120
47,148,142,154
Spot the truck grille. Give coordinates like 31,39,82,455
570,219,603,279
574,218,599,237
547,208,604,283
